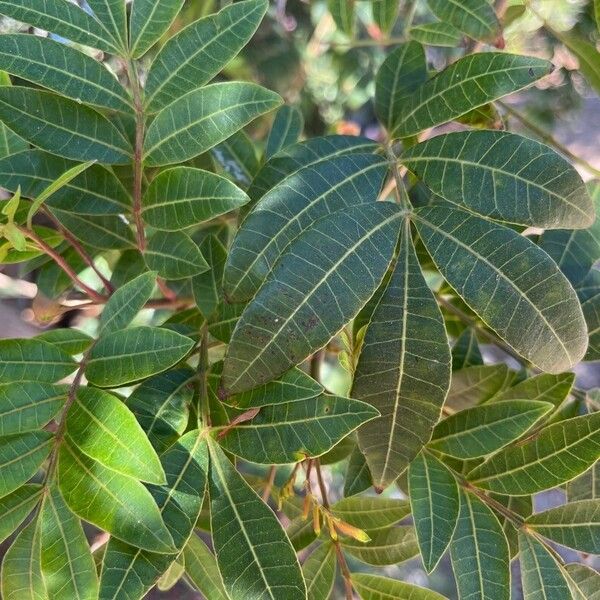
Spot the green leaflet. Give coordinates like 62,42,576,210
402,130,593,229
354,220,451,490
126,367,194,453
0,88,132,164
328,0,355,36
144,82,281,167
66,387,165,484
351,573,448,600
265,105,304,160
342,527,419,566
448,365,512,410
211,130,260,189
426,0,500,43
344,446,372,497
0,0,120,54
564,563,600,600
183,534,229,600
303,543,336,600
0,150,131,215
577,268,600,361
130,0,185,58
216,394,378,464
209,360,323,409
144,230,209,280
99,271,157,336
414,206,588,373
40,485,98,600
224,153,388,303
0,431,53,500
467,412,600,495
409,452,460,573
518,532,571,600
525,500,600,554
450,490,510,600
86,0,127,50
144,0,268,112
208,438,306,600
492,372,574,407
86,326,195,388
98,431,208,600
0,485,43,545
192,235,228,318
0,382,66,435
223,202,402,394
0,35,132,113
1,517,45,600
142,167,249,231
392,53,552,138
410,22,463,47
332,497,411,530
372,0,400,34
452,329,483,370
0,338,76,384
375,42,428,132
58,441,176,554
429,400,553,459
567,463,600,501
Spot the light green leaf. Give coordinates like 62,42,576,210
0,150,131,215
0,338,76,384
1,517,45,600
564,563,600,600
414,206,588,373
144,82,281,167
209,360,323,409
303,543,336,600
58,441,176,554
265,105,304,160
86,0,127,50
0,88,132,164
526,500,600,554
467,412,600,495
375,42,427,132
331,497,411,530
145,0,268,112
130,0,185,58
518,531,571,600
0,485,43,545
450,490,510,600
144,230,209,280
0,0,120,54
86,326,194,388
354,221,451,490
328,0,355,36
223,202,402,394
192,235,228,318
344,446,372,497
426,0,500,43
452,329,483,370
126,367,194,454
351,573,448,600
0,35,132,113
216,394,378,464
429,400,553,459
142,167,249,231
402,130,593,229
40,485,98,600
372,0,400,34
0,382,66,435
156,558,184,592
211,130,260,189
99,271,156,335
410,22,463,47
409,452,459,572
183,534,229,600
393,53,552,138
224,153,387,303
342,526,419,566
492,372,574,407
36,330,93,356
66,387,165,484
208,438,305,600
0,431,53,498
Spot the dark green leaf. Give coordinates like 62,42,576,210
144,231,209,280
426,0,500,43
372,0,400,34
86,326,194,388
265,105,304,160
410,22,463,47
0,485,43,545
354,221,451,490
145,0,268,112
86,0,127,49
577,268,600,361
351,573,448,600
0,88,132,164
142,167,249,231
192,235,228,318
452,329,483,370
567,463,600,502
223,202,401,394
183,534,229,600
342,526,419,566
208,438,305,600
303,543,336,600
129,0,185,58
344,446,372,497
409,452,459,572
36,329,93,355
211,130,260,189
415,206,588,373
564,563,600,600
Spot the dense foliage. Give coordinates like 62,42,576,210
0,1,598,599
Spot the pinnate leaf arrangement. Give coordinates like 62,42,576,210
0,1,598,599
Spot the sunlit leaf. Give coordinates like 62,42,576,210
0,485,43,545
183,534,229,600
